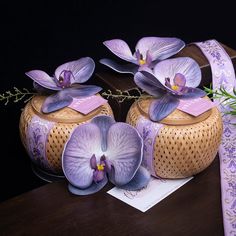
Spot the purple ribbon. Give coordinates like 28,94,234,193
26,116,55,171
196,39,236,236
136,116,163,177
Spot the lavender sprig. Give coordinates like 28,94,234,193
0,87,36,105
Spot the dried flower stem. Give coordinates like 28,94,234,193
0,87,36,105
102,88,152,103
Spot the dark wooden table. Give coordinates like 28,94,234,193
0,157,224,236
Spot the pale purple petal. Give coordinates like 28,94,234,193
41,86,102,113
33,82,54,95
63,85,102,98
103,39,137,63
149,95,179,122
55,57,95,83
91,116,115,152
134,71,166,97
41,91,73,113
153,57,201,88
25,70,60,90
62,123,102,189
106,123,143,186
134,72,165,97
120,166,150,191
99,58,138,74
68,176,108,195
177,87,206,99
135,37,185,61
173,73,186,87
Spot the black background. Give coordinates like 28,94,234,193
1,0,236,202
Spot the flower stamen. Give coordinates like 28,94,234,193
171,85,179,91
97,163,105,171
139,59,146,65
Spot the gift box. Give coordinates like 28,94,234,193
126,97,223,178
19,95,113,181
95,42,236,121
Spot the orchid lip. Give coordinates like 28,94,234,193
164,73,187,94
90,154,110,183
54,70,73,89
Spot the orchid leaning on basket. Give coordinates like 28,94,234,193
62,115,150,195
100,37,185,74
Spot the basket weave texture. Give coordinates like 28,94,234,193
126,98,223,178
19,95,113,174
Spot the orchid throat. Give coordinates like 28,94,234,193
55,70,73,89
136,50,151,66
165,73,187,93
90,154,111,183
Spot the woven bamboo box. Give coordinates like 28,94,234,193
126,98,223,178
19,95,113,180
95,42,236,121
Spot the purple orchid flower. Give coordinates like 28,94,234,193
62,115,150,195
100,37,185,74
25,57,102,113
134,57,206,122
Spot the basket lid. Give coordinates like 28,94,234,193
30,95,104,123
137,97,212,125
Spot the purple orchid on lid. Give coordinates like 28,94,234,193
134,57,206,122
100,37,185,74
62,115,150,195
25,57,102,113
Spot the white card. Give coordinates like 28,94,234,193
107,177,193,212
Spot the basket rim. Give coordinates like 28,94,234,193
137,97,214,125
30,95,105,124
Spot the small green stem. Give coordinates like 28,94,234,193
0,87,36,105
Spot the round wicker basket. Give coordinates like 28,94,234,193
19,95,113,180
126,97,223,179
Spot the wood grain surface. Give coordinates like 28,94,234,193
0,157,223,236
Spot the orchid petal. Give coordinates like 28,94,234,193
103,39,137,63
41,86,101,113
60,85,102,98
153,57,201,88
25,70,60,90
41,91,73,113
33,82,54,95
91,116,115,152
149,95,179,122
134,71,166,97
99,58,138,74
135,37,185,61
55,57,95,84
106,123,143,186
120,166,150,191
62,123,102,189
178,87,206,99
68,176,108,195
